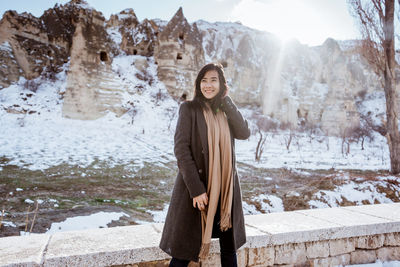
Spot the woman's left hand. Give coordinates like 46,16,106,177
193,192,208,211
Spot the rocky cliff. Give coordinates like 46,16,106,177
0,0,398,133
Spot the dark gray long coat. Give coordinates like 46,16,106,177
159,96,250,262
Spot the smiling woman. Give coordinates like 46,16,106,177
231,0,359,46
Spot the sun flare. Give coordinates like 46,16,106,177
231,0,348,46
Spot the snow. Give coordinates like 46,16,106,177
46,211,129,234
2,221,16,227
0,41,12,52
16,188,23,191
242,201,259,215
24,199,34,204
0,57,178,171
337,40,361,51
73,1,93,11
148,203,169,223
235,129,390,171
106,27,122,46
309,179,396,209
251,194,284,213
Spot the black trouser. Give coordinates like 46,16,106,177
169,202,238,267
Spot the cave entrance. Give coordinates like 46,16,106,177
100,51,108,61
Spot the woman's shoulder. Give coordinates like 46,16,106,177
179,100,201,111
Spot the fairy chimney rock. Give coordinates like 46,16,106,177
154,7,204,99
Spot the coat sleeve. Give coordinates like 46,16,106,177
221,96,251,140
174,102,207,199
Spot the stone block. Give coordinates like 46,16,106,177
309,253,350,267
296,206,394,239
350,249,377,264
343,203,400,222
244,224,272,248
237,247,248,267
245,212,341,246
385,233,400,246
43,224,168,267
0,233,50,267
305,240,329,258
356,235,385,249
248,246,274,266
198,247,247,267
133,259,170,266
199,253,220,267
329,238,355,256
274,243,306,265
377,247,400,261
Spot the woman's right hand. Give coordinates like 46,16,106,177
193,192,208,211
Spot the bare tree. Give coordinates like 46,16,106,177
348,0,400,173
166,106,177,130
255,129,266,161
253,114,278,161
280,122,297,151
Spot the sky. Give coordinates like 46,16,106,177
0,0,361,46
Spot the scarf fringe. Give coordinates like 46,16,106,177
199,242,210,259
219,213,232,232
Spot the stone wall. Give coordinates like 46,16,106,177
1,203,400,267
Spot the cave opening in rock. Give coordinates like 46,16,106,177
100,51,108,61
177,53,183,60
133,49,137,55
179,33,184,40
181,93,187,101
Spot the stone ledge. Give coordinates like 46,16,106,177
0,203,399,267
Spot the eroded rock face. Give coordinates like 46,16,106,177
0,10,69,88
154,7,205,100
106,9,160,57
261,38,384,135
61,1,125,120
197,20,278,106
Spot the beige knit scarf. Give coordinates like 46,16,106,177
199,105,234,259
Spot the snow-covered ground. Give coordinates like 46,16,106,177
0,75,391,172
0,54,398,233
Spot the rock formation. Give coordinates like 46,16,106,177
154,7,204,100
0,9,69,88
106,9,159,57
58,1,125,120
0,0,398,134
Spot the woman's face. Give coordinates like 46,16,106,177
200,70,220,99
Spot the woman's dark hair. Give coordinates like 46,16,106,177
192,63,227,113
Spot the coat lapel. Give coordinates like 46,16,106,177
195,108,208,154
195,108,209,167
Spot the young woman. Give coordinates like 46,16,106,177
159,63,250,267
